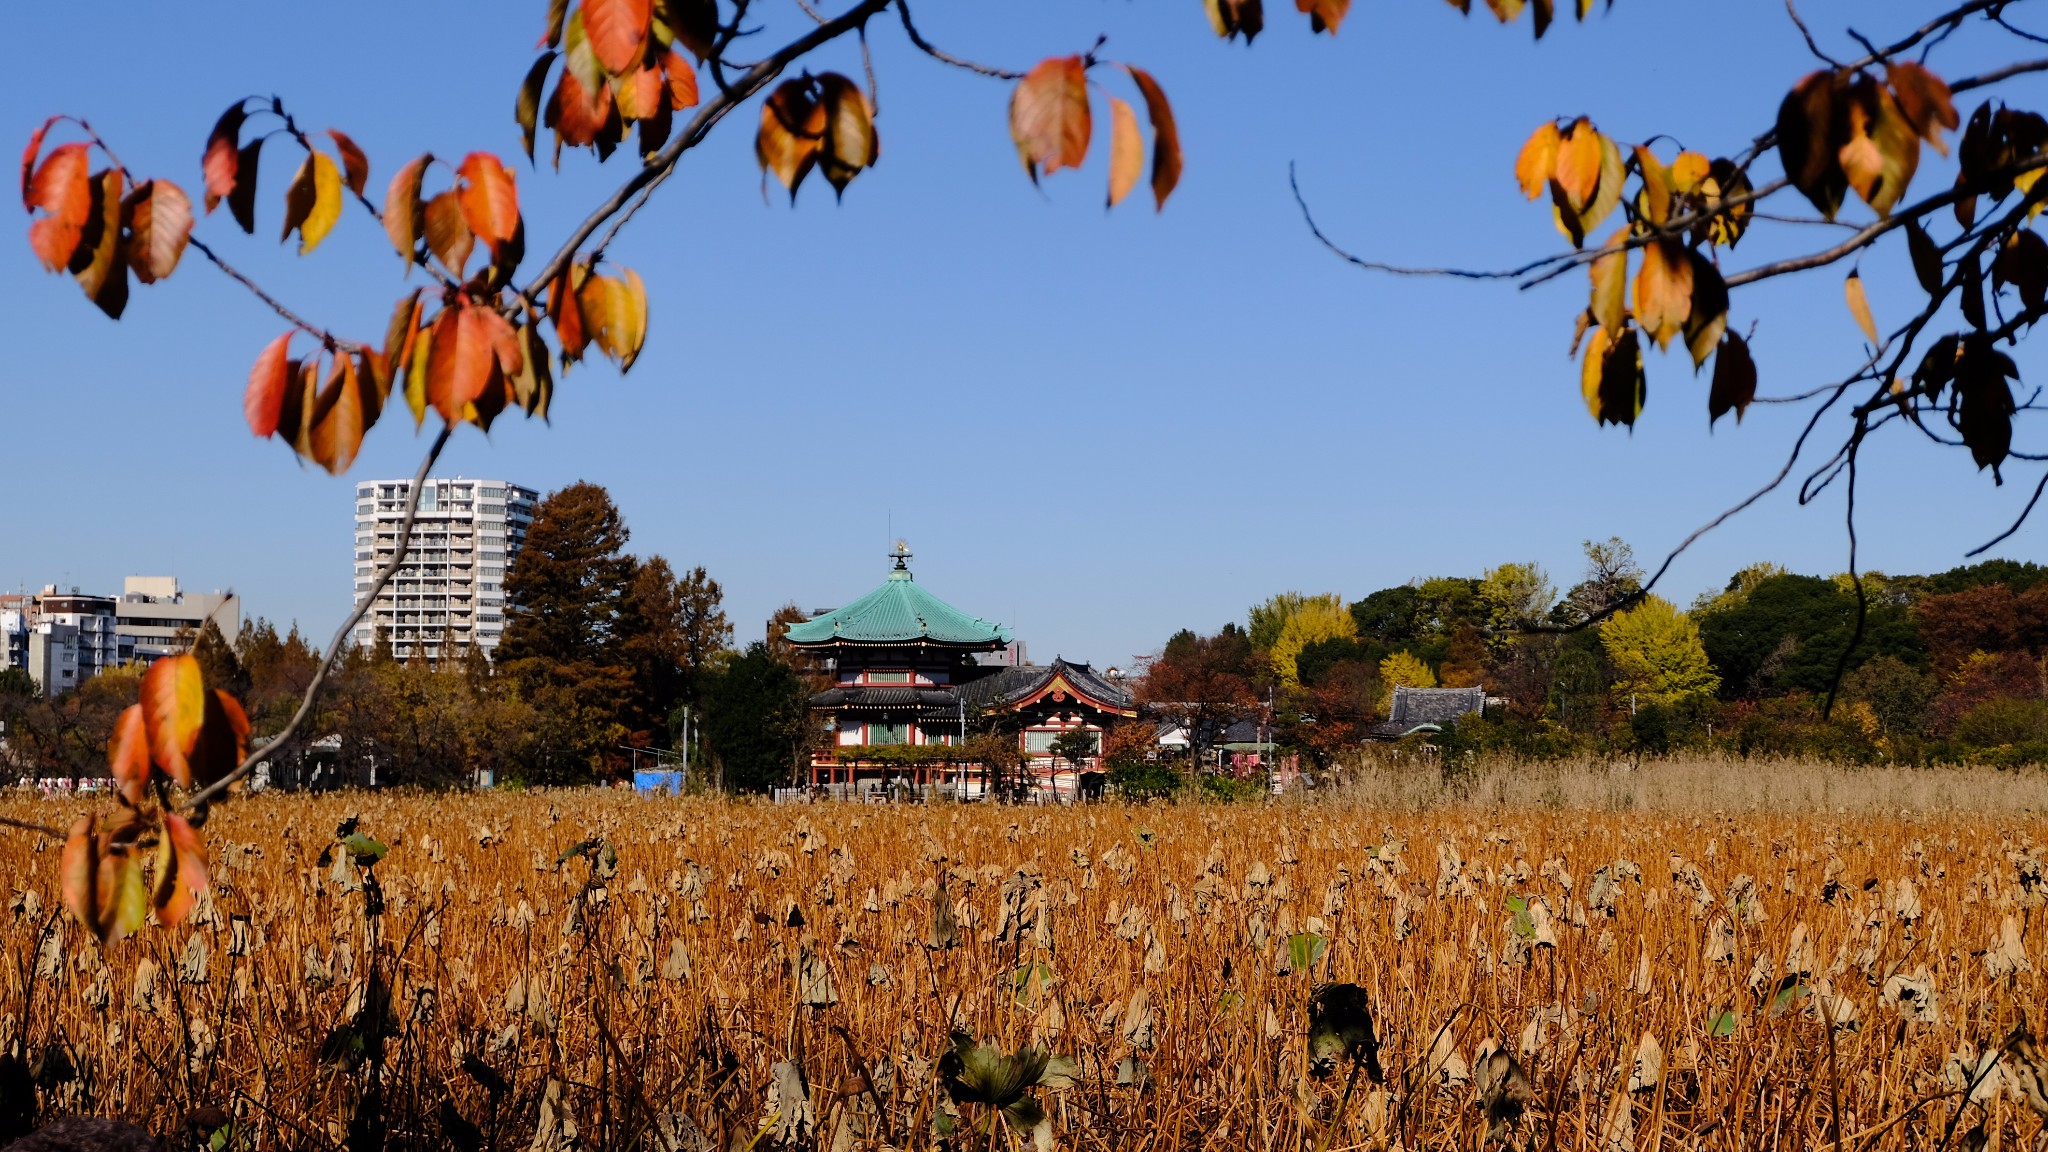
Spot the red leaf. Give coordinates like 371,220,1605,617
550,68,613,150
665,50,700,110
123,179,192,284
581,0,651,75
202,102,248,213
245,331,294,438
141,653,206,788
1009,56,1090,182
26,142,90,271
153,812,209,927
107,704,150,805
327,129,370,197
427,300,494,423
549,268,588,360
21,114,59,211
456,153,520,266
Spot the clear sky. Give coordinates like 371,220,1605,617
4,1,2043,668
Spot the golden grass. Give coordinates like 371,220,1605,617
1,775,2045,1151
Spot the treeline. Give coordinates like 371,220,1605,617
1137,540,2048,770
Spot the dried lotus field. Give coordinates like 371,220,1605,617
3,787,2048,1152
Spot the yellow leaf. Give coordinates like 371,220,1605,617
405,317,433,427
1516,122,1560,200
283,152,343,256
1845,270,1880,345
1634,145,1671,227
1589,229,1628,334
1668,151,1711,195
1633,238,1693,350
1553,118,1601,211
1107,97,1142,209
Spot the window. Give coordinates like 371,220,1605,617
868,723,908,746
1023,730,1059,754
867,670,912,684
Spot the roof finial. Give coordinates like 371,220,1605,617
890,538,912,573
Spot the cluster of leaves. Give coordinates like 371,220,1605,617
519,0,705,165
23,118,196,319
756,72,878,201
1207,0,1615,43
63,654,245,944
1007,56,1181,211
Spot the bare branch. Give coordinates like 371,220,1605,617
180,424,453,812
896,0,1025,80
1969,468,2048,554
0,816,63,840
1786,0,1844,67
1290,164,1581,281
187,236,365,352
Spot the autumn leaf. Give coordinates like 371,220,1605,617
1633,238,1692,350
142,653,206,788
1682,253,1728,370
26,142,90,272
1107,97,1142,209
62,816,148,945
457,153,520,267
816,73,878,197
1668,151,1710,195
581,0,651,76
1956,333,2018,479
122,179,192,285
1700,158,1753,248
1709,330,1757,427
1297,0,1351,34
202,102,248,213
1516,122,1560,200
511,323,554,418
424,189,474,278
404,319,433,426
152,812,210,927
1887,61,1957,154
427,300,495,424
1905,218,1943,296
72,168,128,319
1839,74,1919,216
549,66,616,153
1124,66,1182,210
107,704,150,805
245,331,294,438
322,130,369,199
664,49,700,110
1844,270,1880,345
228,138,263,234
188,689,249,791
1204,0,1265,41
1588,228,1627,334
383,290,424,386
1992,228,2048,312
307,353,371,474
1634,145,1672,227
616,65,665,122
20,114,57,210
1778,70,1849,219
756,79,825,198
282,151,343,255
1581,325,1645,427
518,53,558,162
550,267,589,362
1552,118,1601,211
382,153,430,267
1010,56,1090,183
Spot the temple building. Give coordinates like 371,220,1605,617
785,544,1136,799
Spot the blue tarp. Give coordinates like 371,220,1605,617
632,770,686,795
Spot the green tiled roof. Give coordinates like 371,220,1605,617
785,566,1011,647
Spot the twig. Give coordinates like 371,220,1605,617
1969,467,2048,555
1290,164,1577,281
187,236,365,352
1786,0,1844,66
896,0,1026,80
0,815,63,839
180,424,453,812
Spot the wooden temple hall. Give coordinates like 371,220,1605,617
785,544,1135,800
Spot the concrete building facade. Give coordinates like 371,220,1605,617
117,576,240,662
351,477,538,661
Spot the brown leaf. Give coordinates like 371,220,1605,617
327,129,370,196
1124,66,1182,211
1708,330,1757,427
1956,332,2018,479
1588,228,1627,335
245,331,294,438
1581,325,1644,427
382,290,424,388
1682,252,1728,370
816,73,878,198
511,322,554,419
1844,269,1880,345
1516,122,1560,200
227,138,263,234
187,690,249,792
518,53,557,162
122,179,192,284
383,153,430,266
1702,158,1752,248
1906,218,1943,296
1887,61,1957,154
202,102,248,213
424,189,474,278
1203,0,1265,40
1993,228,2048,313
1778,70,1848,219
756,79,824,199
1010,56,1091,183
72,168,128,319
1961,250,1987,330
26,142,91,272
1633,238,1692,350
1839,74,1919,216
1107,97,1142,209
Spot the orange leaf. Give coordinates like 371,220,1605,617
202,102,248,213
665,50,700,110
1552,118,1601,211
107,704,150,805
457,153,520,266
383,153,430,266
549,67,616,151
756,79,824,198
424,189,474,278
26,142,90,272
1296,0,1351,34
153,812,209,927
307,354,367,473
123,179,192,285
20,115,58,210
72,168,128,319
60,817,101,937
1107,97,1141,209
1633,238,1692,351
245,331,294,438
1838,74,1918,216
326,129,370,196
141,653,206,788
615,65,664,121
1010,56,1090,183
581,0,651,75
550,268,588,361
1588,228,1627,335
427,300,494,424
1123,66,1182,211
1845,269,1880,345
1515,122,1560,200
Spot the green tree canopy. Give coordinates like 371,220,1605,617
497,481,634,667
701,641,811,793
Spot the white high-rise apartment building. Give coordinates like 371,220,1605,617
351,478,539,661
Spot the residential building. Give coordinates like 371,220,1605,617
788,543,1134,800
116,576,239,662
350,477,538,661
5,587,121,697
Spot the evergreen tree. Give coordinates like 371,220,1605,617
497,481,634,667
701,642,810,792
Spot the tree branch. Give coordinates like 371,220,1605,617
187,237,365,352
896,0,1025,80
180,424,453,812
520,0,891,303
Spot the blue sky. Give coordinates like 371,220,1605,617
4,1,2043,668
